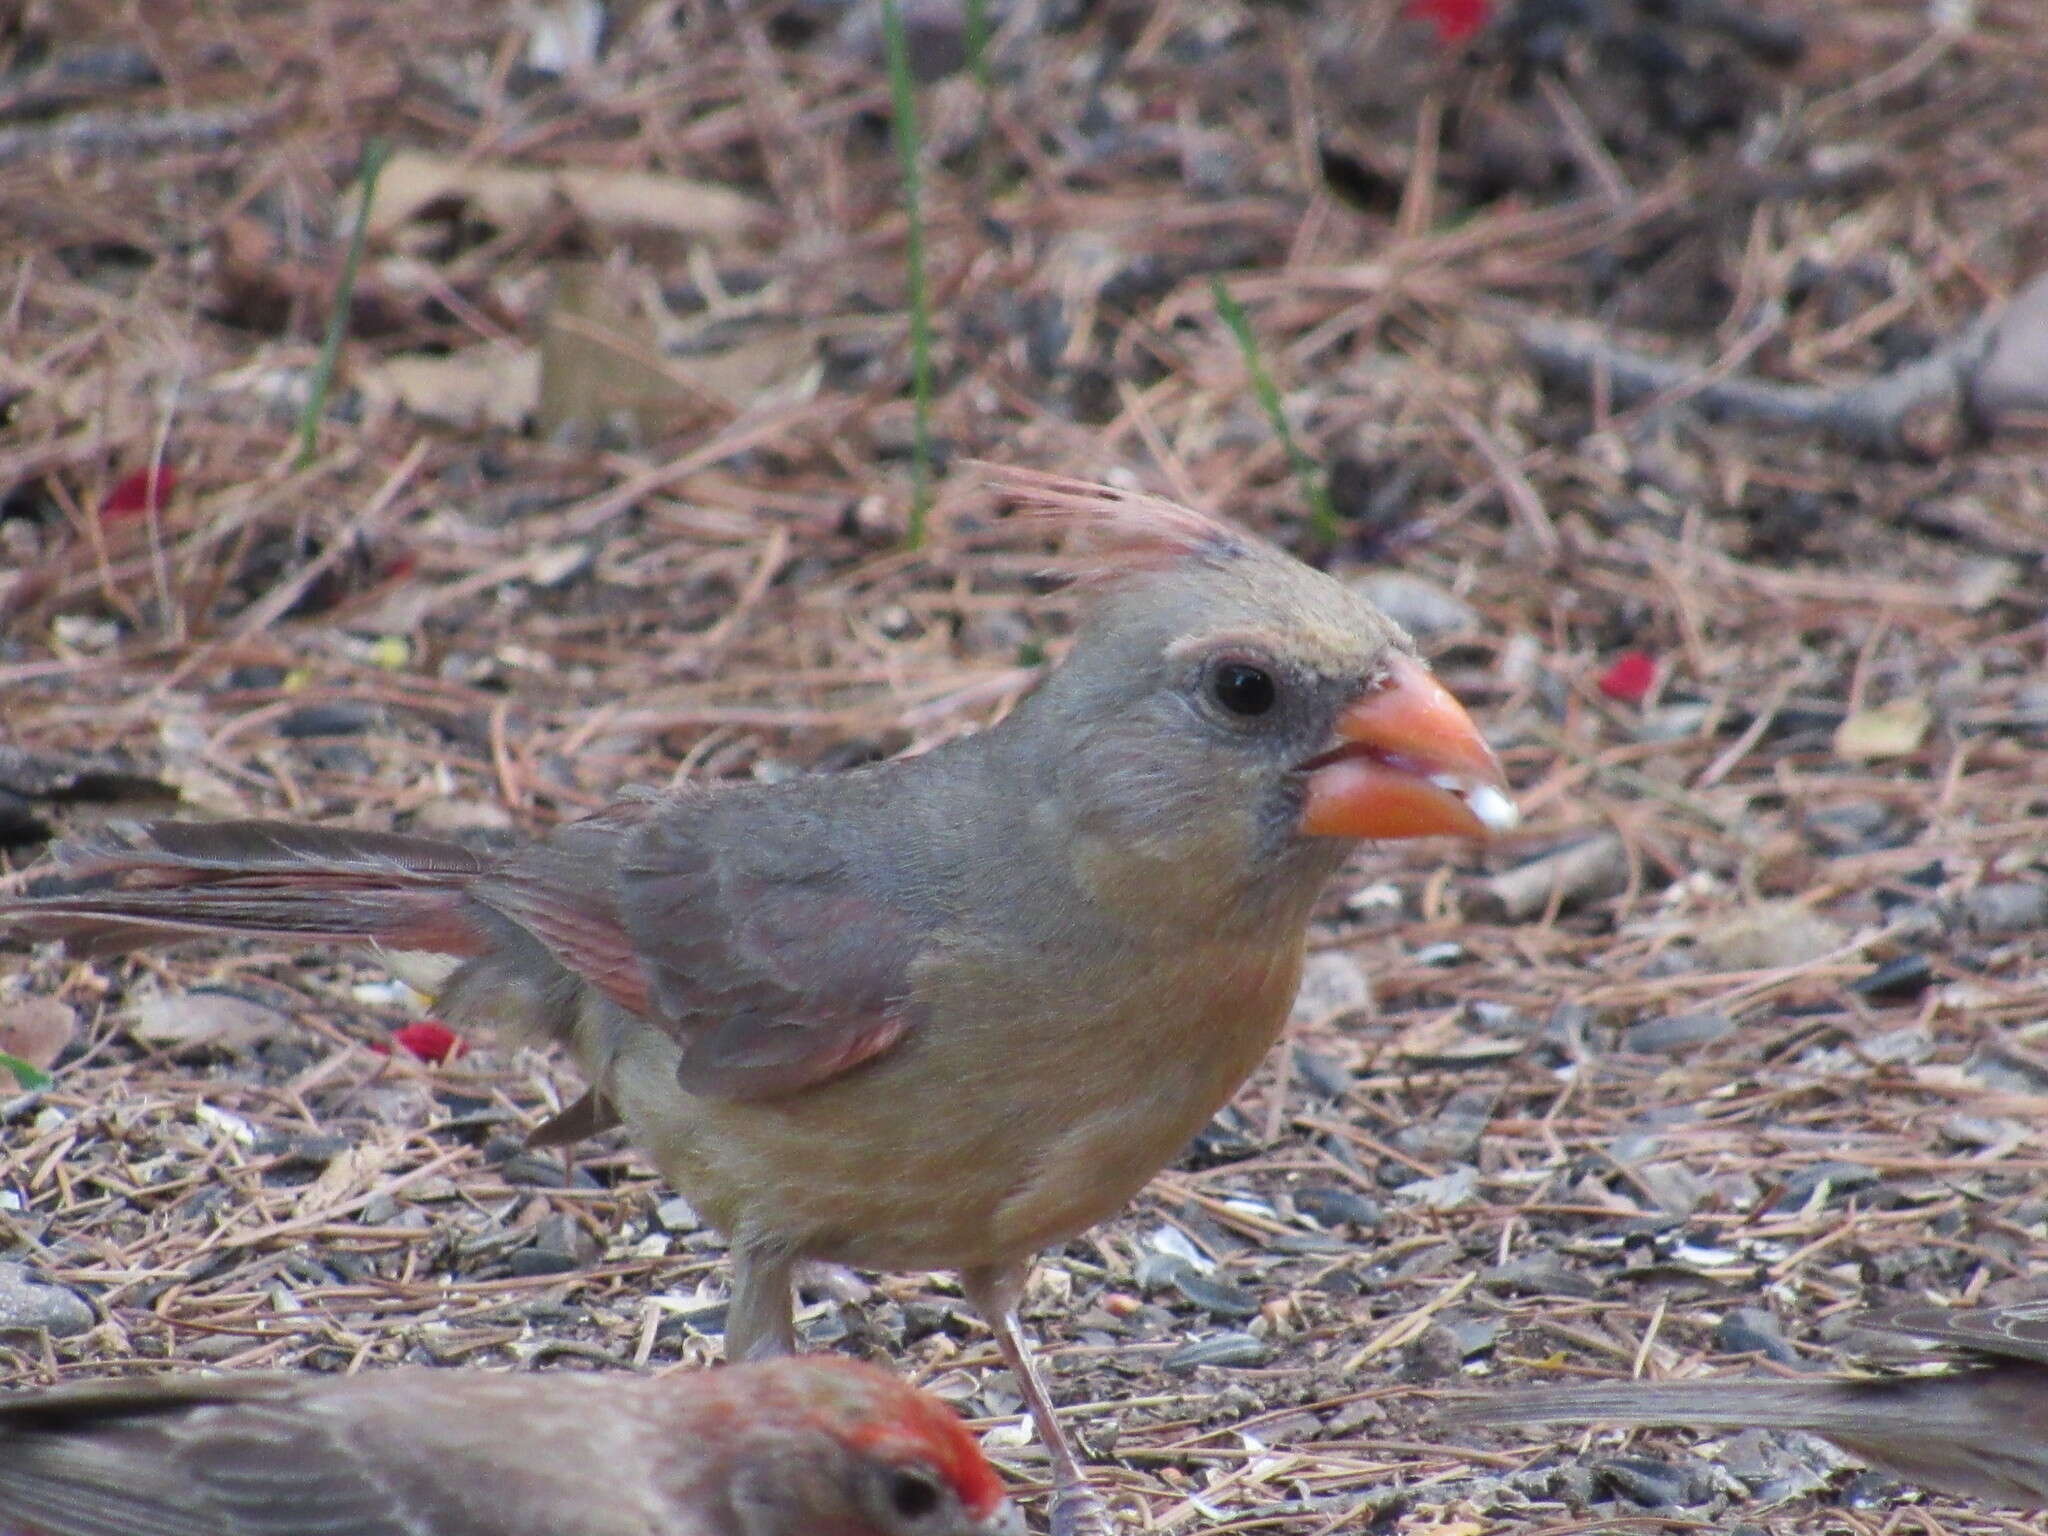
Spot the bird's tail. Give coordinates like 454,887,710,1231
0,820,496,959
1440,1375,1903,1438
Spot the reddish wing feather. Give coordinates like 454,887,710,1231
474,808,656,1017
614,801,926,1102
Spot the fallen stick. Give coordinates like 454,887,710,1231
1513,270,2048,459
1465,831,1629,924
0,103,269,165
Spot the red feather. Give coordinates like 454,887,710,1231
1405,0,1491,45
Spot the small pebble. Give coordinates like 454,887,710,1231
1805,801,1892,852
1342,881,1403,920
0,1263,94,1337
1856,1024,1934,1065
1346,570,1478,638
1635,1160,1709,1218
1164,1332,1272,1370
1849,954,1933,1000
1952,880,2048,935
306,744,377,775
1480,1257,1600,1298
1292,1185,1382,1230
1770,1160,1879,1211
1290,1046,1353,1099
1290,951,1371,1025
1634,701,1711,742
494,1151,568,1188
1624,1009,1733,1054
1597,1454,1700,1508
1168,1266,1260,1319
655,1196,701,1233
225,663,288,690
1465,1000,1527,1033
1715,1306,1797,1363
277,702,380,738
507,1248,580,1278
1432,1311,1504,1358
528,1212,597,1269
1392,1166,1479,1209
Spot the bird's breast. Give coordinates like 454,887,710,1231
581,918,1308,1274
982,931,1308,1251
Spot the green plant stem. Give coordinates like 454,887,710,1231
965,0,994,189
880,0,934,548
1211,275,1339,544
297,137,392,470
965,0,993,95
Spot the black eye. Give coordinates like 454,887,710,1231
886,1469,942,1520
1208,661,1277,717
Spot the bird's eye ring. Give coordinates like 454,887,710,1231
1207,660,1278,718
886,1468,943,1520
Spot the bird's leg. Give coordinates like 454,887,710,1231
725,1236,798,1361
962,1262,1115,1536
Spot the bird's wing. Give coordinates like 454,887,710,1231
1863,1300,2048,1367
610,786,931,1101
461,784,933,1104
0,1381,427,1536
470,805,663,1018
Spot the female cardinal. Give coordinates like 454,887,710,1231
2,468,1516,1534
0,1355,1016,1535
1443,1299,2048,1508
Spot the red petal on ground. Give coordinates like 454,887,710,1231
1598,650,1659,703
1404,0,1490,45
388,1021,468,1063
101,466,178,520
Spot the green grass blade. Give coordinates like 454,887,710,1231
0,1051,51,1090
965,0,995,195
1210,275,1338,544
880,0,934,548
297,137,393,470
966,0,993,97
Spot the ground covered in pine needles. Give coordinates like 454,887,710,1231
4,0,2048,1531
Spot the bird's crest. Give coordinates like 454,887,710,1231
976,463,1260,587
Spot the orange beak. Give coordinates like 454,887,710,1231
1299,653,1517,840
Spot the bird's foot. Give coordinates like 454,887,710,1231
1048,1484,1116,1536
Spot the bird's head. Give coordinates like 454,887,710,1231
984,469,1515,918
721,1357,1018,1536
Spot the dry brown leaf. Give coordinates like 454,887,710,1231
676,327,821,411
1833,697,1932,760
358,341,540,431
1694,900,1848,972
360,150,772,243
126,990,288,1053
537,262,704,446
0,997,75,1088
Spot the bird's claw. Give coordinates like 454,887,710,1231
1048,1485,1116,1536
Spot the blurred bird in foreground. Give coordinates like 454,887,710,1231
1,468,1517,1533
0,1356,1016,1536
1443,1299,2048,1508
